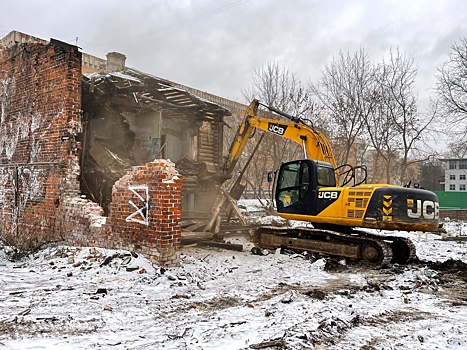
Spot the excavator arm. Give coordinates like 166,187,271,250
224,99,338,180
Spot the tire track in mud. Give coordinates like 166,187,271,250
255,257,467,349
152,257,467,348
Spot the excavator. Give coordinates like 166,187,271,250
223,99,440,265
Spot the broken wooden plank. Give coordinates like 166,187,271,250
181,243,198,248
181,239,243,252
220,224,261,231
249,339,285,349
440,236,467,241
204,189,226,232
220,185,247,226
183,221,208,232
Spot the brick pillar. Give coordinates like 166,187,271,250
107,159,182,266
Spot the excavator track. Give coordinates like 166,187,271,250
252,226,416,266
354,230,417,264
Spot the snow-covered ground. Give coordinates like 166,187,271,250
1,201,467,350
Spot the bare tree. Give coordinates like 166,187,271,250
363,71,399,183
447,140,467,158
310,48,375,166
435,37,467,143
377,49,433,184
238,62,316,198
309,48,436,185
419,160,444,191
364,49,418,184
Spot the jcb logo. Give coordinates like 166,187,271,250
268,122,288,135
407,199,439,219
318,191,339,199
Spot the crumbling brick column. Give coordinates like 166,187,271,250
106,160,182,267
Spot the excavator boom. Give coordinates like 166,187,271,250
224,99,337,179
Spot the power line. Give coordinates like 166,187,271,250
85,0,251,49
143,0,251,35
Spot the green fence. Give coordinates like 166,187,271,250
434,191,467,209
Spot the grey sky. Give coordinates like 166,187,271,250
1,0,466,106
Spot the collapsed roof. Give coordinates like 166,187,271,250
82,68,230,121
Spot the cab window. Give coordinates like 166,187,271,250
317,166,336,187
276,161,313,208
277,163,300,190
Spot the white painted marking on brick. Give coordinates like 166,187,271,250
126,184,149,226
0,77,16,124
19,167,48,208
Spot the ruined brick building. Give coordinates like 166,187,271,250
0,30,247,266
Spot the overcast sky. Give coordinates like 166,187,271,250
1,0,466,106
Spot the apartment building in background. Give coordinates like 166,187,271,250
440,158,467,191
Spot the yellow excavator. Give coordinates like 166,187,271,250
224,99,440,265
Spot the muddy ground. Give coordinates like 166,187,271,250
0,234,466,349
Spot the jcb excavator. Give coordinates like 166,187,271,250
224,99,440,265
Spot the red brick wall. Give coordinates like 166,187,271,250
0,39,182,266
0,40,82,246
106,160,182,265
440,209,467,221
60,160,182,267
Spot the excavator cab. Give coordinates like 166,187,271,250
275,159,336,216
